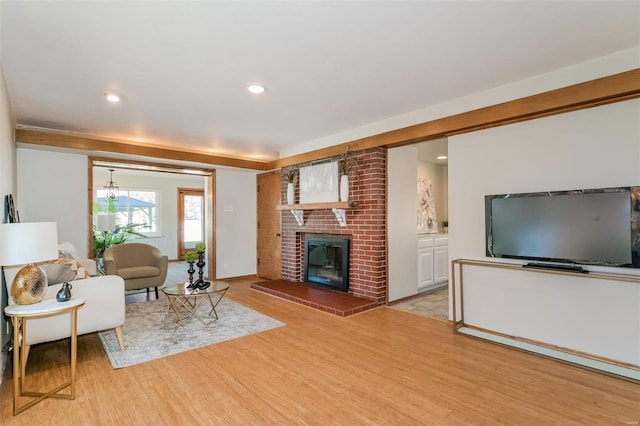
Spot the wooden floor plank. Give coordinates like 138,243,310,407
1,276,639,425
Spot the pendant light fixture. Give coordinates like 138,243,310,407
104,169,119,201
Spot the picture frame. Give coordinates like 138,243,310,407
299,162,339,204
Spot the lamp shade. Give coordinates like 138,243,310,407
0,222,59,267
96,214,116,232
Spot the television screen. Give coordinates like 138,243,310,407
485,187,640,268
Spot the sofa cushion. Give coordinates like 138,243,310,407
117,266,161,280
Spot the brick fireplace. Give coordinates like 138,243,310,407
280,147,387,305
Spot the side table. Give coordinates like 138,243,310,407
4,297,86,415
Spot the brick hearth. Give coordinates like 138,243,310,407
251,280,379,317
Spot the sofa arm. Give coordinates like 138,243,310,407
79,258,97,276
24,275,126,346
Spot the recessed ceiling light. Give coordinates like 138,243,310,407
247,83,265,94
436,155,448,160
104,92,120,103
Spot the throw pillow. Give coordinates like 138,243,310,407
41,258,90,284
41,259,76,285
57,241,81,260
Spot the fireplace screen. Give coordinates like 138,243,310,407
304,236,349,292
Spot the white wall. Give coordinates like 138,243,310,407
448,99,640,365
388,146,418,302
215,168,257,278
0,70,14,209
0,60,17,381
17,149,89,254
93,167,204,259
16,149,258,279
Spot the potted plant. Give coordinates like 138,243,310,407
92,198,149,274
338,147,358,202
442,220,449,233
284,168,298,204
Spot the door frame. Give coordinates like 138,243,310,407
88,157,216,278
177,188,205,260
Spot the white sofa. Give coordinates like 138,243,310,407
4,262,126,356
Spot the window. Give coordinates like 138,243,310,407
96,189,161,237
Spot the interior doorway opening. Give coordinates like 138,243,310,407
178,188,205,260
89,158,215,277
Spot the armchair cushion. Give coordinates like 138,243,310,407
117,266,162,280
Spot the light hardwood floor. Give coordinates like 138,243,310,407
1,276,638,425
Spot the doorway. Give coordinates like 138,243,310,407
89,158,215,276
178,188,205,260
387,139,450,320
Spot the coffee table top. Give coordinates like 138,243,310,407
163,281,229,296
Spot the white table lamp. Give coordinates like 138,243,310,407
0,222,59,304
96,214,116,232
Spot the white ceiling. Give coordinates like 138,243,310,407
1,1,639,162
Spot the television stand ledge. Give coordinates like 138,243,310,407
450,258,640,383
452,258,640,283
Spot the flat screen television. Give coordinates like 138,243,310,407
485,186,640,270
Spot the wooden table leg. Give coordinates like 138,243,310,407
12,317,21,416
70,306,78,398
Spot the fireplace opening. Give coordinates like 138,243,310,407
304,235,349,292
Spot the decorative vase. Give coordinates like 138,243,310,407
187,262,196,285
340,174,349,202
190,251,210,290
56,282,72,302
287,182,295,204
11,264,48,305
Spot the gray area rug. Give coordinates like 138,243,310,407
98,297,285,368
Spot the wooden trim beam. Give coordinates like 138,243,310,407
14,70,640,171
15,129,270,171
267,69,640,168
90,156,214,175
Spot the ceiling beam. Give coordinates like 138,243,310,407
267,68,640,169
14,129,270,171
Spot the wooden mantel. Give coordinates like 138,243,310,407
276,201,359,226
276,201,358,211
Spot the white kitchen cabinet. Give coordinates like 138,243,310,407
418,235,449,291
418,237,434,289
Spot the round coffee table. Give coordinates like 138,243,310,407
162,281,229,326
